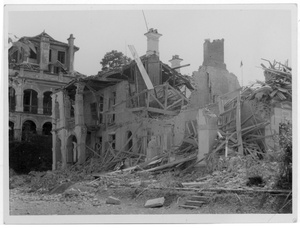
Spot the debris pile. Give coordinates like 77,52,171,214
206,59,292,174
258,59,292,102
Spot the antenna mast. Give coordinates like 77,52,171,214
142,10,149,32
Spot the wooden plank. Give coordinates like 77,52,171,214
167,84,189,102
166,98,183,110
147,107,177,116
85,145,102,159
220,105,237,116
236,92,243,155
164,83,168,109
140,154,197,173
128,45,154,90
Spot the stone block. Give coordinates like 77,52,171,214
144,197,165,208
106,196,121,205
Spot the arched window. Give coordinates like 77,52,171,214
23,89,38,114
42,122,52,136
66,135,77,165
9,87,16,111
43,91,52,115
22,120,37,141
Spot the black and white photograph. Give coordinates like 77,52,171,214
2,2,297,224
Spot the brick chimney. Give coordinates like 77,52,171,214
144,28,162,57
203,38,226,69
67,34,75,75
169,55,183,73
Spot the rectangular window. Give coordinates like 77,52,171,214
29,46,38,59
49,49,52,62
58,51,65,64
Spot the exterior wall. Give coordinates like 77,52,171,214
191,65,240,108
265,102,292,150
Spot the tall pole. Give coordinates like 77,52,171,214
240,61,244,87
142,10,149,32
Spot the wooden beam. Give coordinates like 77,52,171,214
164,83,168,109
85,145,102,159
236,92,243,155
149,92,165,109
147,107,177,116
167,84,189,102
166,98,183,110
128,45,154,90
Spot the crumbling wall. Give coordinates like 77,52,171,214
191,65,240,108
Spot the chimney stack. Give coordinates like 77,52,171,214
39,32,50,71
67,34,75,75
169,55,183,73
144,28,162,57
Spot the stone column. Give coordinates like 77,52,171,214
60,130,67,170
13,78,25,112
56,90,65,128
15,87,23,112
196,109,218,165
13,114,22,141
38,94,44,114
52,131,57,170
36,128,43,135
74,83,85,126
74,82,86,164
77,126,87,164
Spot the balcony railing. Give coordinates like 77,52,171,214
23,105,38,114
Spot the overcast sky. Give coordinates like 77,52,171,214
6,5,293,86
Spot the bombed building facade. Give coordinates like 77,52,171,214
8,32,83,142
51,29,242,170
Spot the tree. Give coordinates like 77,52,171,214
100,50,131,71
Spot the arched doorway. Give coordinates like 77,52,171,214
9,121,14,141
23,89,38,114
9,87,16,111
22,120,37,141
42,122,52,136
66,135,78,165
43,91,52,115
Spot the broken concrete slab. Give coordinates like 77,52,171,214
49,182,74,194
106,196,121,205
144,197,165,208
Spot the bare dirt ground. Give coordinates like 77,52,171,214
9,180,291,215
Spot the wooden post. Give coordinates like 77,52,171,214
164,83,168,110
225,131,229,157
236,92,243,155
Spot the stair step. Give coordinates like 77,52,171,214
198,191,216,196
185,200,206,206
190,195,211,201
179,205,199,209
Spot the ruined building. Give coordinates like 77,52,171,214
190,39,240,107
9,32,83,142
50,28,241,171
